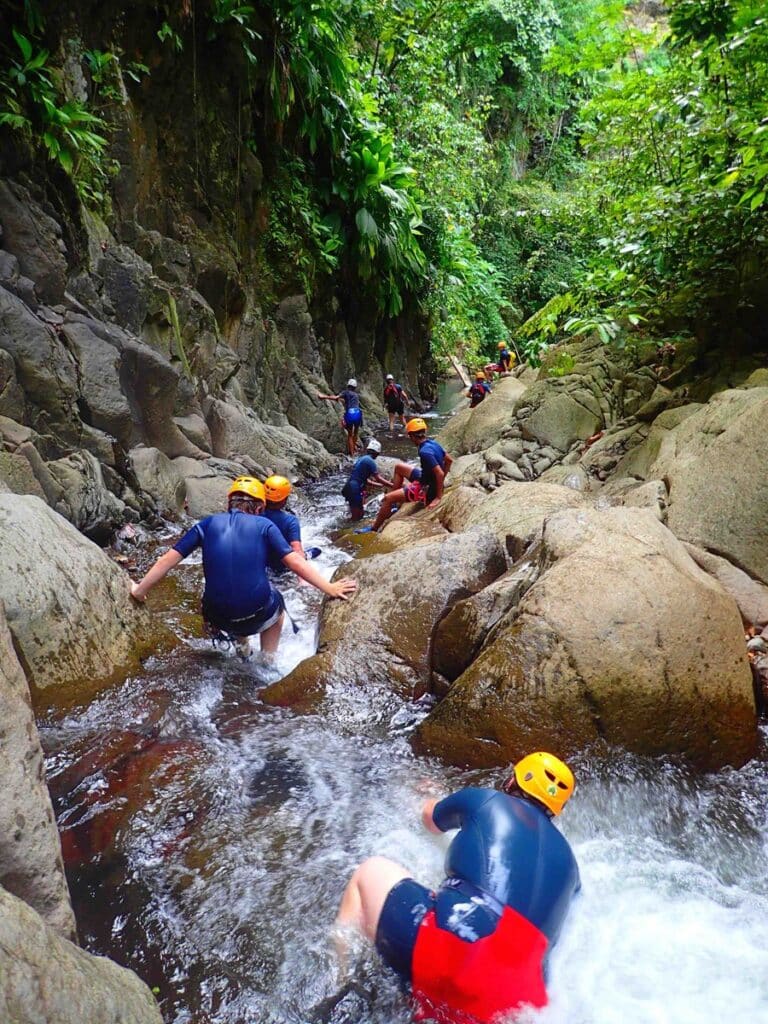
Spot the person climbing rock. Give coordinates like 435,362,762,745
365,418,452,532
262,475,321,569
497,340,516,374
383,374,411,432
335,752,580,1024
341,438,392,521
318,379,363,456
129,476,356,660
467,371,491,408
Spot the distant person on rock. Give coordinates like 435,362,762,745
468,371,491,408
335,752,580,1024
318,379,363,456
497,340,516,374
383,374,411,432
262,475,321,569
342,439,392,522
362,418,452,533
129,477,355,660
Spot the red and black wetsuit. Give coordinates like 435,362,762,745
375,787,580,1023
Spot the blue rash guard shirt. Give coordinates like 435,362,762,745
339,388,360,412
173,510,291,619
263,507,302,570
348,454,378,488
417,439,447,500
433,788,580,945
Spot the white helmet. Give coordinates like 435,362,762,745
385,373,394,380
347,378,357,388
366,438,382,454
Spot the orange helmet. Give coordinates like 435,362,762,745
513,752,575,816
228,476,266,504
497,341,507,349
264,475,292,503
475,371,485,379
406,417,428,434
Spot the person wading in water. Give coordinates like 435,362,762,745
129,477,356,660
335,752,580,1023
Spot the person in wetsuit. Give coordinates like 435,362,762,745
383,374,412,432
341,438,392,521
364,418,452,533
317,378,363,456
467,372,491,408
262,475,322,570
129,476,356,659
335,752,579,1023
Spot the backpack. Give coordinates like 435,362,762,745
384,382,399,400
470,382,486,403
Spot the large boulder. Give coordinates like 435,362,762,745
46,450,127,541
0,885,162,1024
683,543,768,630
130,446,186,514
416,507,756,771
436,376,528,456
615,388,768,585
0,495,155,707
0,603,76,939
262,527,506,709
0,179,68,304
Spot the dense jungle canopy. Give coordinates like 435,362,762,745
1,0,767,366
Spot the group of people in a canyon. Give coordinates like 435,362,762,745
129,362,580,1024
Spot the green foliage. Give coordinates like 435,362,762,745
157,21,183,52
546,350,575,376
0,26,110,204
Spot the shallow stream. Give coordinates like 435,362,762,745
40,388,768,1024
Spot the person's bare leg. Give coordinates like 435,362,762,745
388,411,395,432
390,462,414,491
336,856,412,942
259,612,284,654
371,488,405,531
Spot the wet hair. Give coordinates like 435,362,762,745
228,494,262,514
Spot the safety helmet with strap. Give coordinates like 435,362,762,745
512,751,575,816
228,476,266,504
264,475,292,503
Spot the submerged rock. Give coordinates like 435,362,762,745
416,507,757,771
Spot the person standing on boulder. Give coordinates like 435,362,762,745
334,752,580,1024
317,379,363,456
383,374,411,432
362,418,452,533
341,438,392,521
129,477,356,660
262,475,321,569
497,340,516,374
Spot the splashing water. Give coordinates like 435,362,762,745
41,470,768,1024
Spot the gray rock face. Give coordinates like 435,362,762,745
416,507,757,771
262,527,506,709
0,885,162,1024
0,180,68,304
0,494,154,705
683,543,768,629
0,603,76,939
130,446,186,514
436,376,529,457
46,450,127,541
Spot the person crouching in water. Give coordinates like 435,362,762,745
335,752,580,1023
262,475,321,568
367,418,452,533
317,378,363,456
129,477,356,659
341,438,392,521
468,371,491,408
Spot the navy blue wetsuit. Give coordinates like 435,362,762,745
417,438,447,501
375,788,580,1021
499,347,512,370
342,454,378,512
263,507,302,570
339,388,362,428
173,510,291,635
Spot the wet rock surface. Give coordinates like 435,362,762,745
416,507,757,771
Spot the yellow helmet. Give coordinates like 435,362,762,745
406,417,428,434
228,476,266,504
513,752,575,816
264,475,292,503
497,341,507,349
475,371,485,379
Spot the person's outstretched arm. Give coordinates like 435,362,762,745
130,549,184,602
283,551,357,599
317,393,341,402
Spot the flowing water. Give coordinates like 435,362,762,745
40,389,768,1024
